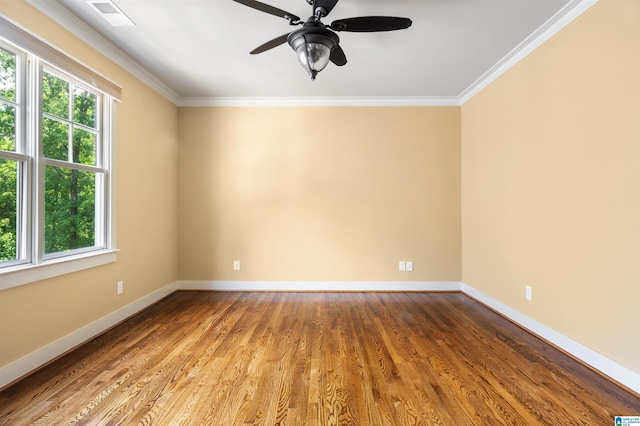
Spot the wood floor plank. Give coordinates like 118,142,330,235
1,291,638,425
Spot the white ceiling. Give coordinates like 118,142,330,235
27,0,596,105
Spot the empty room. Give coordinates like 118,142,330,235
0,0,639,424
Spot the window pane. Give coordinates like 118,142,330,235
0,48,16,102
73,88,97,129
0,103,15,151
43,117,69,161
44,165,96,254
72,127,96,165
42,72,69,119
0,158,18,262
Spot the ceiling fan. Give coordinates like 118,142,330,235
232,0,412,80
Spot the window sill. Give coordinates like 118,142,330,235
0,250,119,291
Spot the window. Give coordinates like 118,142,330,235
42,69,104,256
0,18,121,289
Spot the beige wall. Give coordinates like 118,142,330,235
0,1,179,366
178,107,461,282
461,0,640,373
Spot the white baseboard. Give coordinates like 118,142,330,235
0,281,178,389
177,280,463,292
3,280,637,395
461,283,640,394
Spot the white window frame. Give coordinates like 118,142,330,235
0,17,120,290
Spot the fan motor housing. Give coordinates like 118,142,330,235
287,20,340,53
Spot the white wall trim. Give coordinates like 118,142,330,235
461,283,640,394
177,97,462,108
0,250,118,290
458,0,599,104
178,280,462,292
0,281,178,389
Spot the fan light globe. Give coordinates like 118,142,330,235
296,42,331,78
288,25,339,80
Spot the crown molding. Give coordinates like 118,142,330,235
458,0,599,104
177,96,461,107
26,0,181,105
26,0,598,107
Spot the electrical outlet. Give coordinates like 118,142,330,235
525,285,532,301
406,261,413,272
117,280,123,295
233,260,240,271
399,261,406,272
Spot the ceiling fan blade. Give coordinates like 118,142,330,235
250,33,291,54
313,0,339,17
232,0,300,22
330,45,347,66
330,16,412,32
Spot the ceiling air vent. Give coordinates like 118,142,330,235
87,0,135,27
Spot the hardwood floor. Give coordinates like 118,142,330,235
0,291,638,425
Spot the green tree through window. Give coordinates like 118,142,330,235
0,47,17,262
